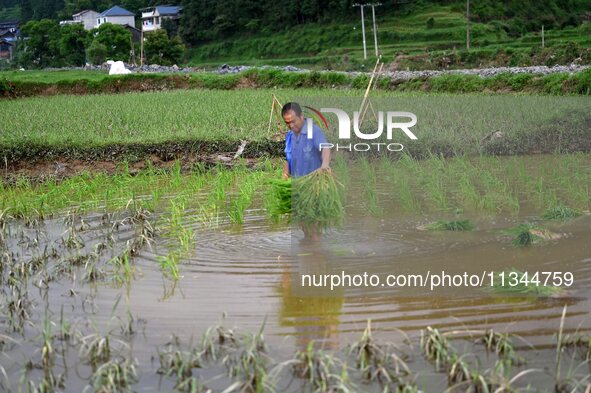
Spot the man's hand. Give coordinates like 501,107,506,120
282,171,290,180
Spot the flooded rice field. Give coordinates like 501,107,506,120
1,154,590,392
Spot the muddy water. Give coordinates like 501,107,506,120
1,175,591,391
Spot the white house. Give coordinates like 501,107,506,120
141,5,181,32
73,10,100,30
96,6,135,29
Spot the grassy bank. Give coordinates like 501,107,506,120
1,68,590,99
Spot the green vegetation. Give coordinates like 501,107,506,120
2,68,591,99
1,86,590,164
505,223,546,246
266,178,292,219
541,204,583,220
292,170,344,232
423,219,475,231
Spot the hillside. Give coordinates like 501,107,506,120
2,0,590,70
187,4,591,70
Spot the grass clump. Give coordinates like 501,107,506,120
541,204,582,220
423,219,475,231
292,170,344,232
504,223,545,247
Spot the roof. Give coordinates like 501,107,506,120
100,6,134,17
0,29,17,37
73,9,99,17
155,5,181,15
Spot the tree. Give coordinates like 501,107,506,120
86,39,107,64
91,23,132,61
59,23,90,65
16,19,61,68
144,29,185,65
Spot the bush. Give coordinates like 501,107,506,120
87,41,108,65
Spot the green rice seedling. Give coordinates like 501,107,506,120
24,371,65,393
503,223,545,247
199,324,238,363
446,354,472,386
82,256,106,283
158,336,203,391
359,158,383,217
541,205,582,220
222,327,272,393
347,320,412,385
560,334,591,361
331,153,350,196
423,219,475,231
158,252,181,281
289,341,354,393
292,170,345,232
80,334,112,369
420,155,449,211
266,179,292,219
40,313,55,373
478,330,525,366
421,327,454,371
108,251,135,287
228,172,261,225
90,358,138,393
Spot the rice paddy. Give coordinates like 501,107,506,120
0,80,590,392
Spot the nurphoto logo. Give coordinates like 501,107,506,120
305,106,418,152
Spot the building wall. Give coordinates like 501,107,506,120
97,15,135,28
78,12,100,30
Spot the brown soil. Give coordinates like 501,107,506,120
3,152,265,184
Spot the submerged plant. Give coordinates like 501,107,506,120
348,320,413,390
541,205,582,220
478,330,524,366
90,358,138,393
423,219,475,231
289,341,354,393
421,327,454,371
158,252,181,281
504,223,545,247
158,336,203,391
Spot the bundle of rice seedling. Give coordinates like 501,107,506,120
423,219,475,231
292,170,344,231
266,179,291,218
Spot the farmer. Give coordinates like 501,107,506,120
282,102,331,180
282,102,331,241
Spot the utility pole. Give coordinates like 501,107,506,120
370,3,382,56
542,25,545,48
353,3,382,59
466,0,470,50
353,3,368,59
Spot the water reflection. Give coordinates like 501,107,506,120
279,239,345,351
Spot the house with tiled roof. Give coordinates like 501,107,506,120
141,5,181,32
96,6,135,29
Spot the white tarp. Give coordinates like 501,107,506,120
107,60,131,75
